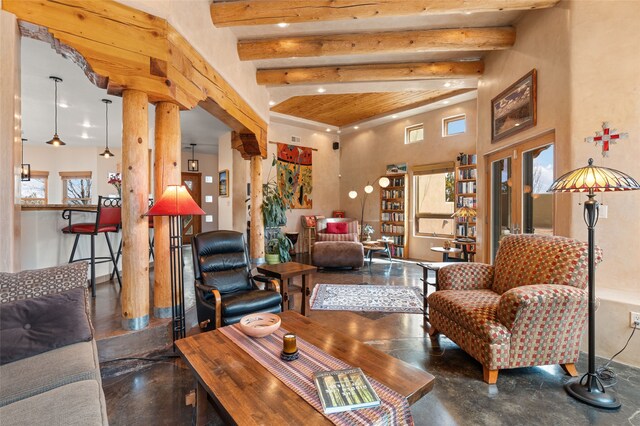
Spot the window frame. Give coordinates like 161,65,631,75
20,170,49,205
442,114,466,137
413,162,456,238
60,171,93,205
404,123,424,144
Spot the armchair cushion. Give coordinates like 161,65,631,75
221,290,283,318
193,231,252,294
428,290,509,344
316,232,359,242
492,234,598,294
437,263,494,291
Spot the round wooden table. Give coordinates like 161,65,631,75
430,246,462,262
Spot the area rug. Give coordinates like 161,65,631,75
309,284,423,314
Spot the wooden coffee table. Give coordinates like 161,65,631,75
257,262,317,314
176,312,435,425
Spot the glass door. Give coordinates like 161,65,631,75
181,172,202,244
490,157,512,260
486,132,555,262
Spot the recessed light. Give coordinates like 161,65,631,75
317,88,326,93
81,132,89,139
269,100,276,106
514,123,520,126
81,121,92,128
353,126,359,130
444,82,452,88
58,102,69,108
391,115,398,119
337,130,341,134
326,128,331,132
277,22,289,28
443,101,450,105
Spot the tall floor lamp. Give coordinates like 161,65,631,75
349,177,391,240
548,158,639,409
145,185,205,348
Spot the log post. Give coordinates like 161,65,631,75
153,102,181,318
250,155,264,263
121,89,150,330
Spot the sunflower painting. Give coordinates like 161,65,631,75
276,143,313,209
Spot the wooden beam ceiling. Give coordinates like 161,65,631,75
238,27,515,61
257,61,483,85
271,89,474,127
4,0,267,158
211,0,560,27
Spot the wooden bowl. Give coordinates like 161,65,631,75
238,313,281,338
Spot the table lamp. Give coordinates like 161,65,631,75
548,158,639,409
452,206,477,239
146,185,205,348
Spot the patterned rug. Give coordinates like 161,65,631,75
309,284,423,314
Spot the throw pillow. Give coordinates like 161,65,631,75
304,216,317,228
0,287,92,365
326,222,348,234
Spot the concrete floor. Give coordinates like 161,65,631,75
101,255,640,425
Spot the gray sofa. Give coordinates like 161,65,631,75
0,262,108,425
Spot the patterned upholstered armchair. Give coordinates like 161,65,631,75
428,234,600,384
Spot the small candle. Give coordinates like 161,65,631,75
283,333,297,354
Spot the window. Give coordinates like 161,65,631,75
405,124,424,144
21,171,49,205
60,171,92,205
413,162,455,237
443,114,466,137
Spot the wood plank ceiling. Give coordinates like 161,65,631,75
209,0,560,129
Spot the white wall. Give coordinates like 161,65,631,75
217,132,233,230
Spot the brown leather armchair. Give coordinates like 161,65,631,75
191,230,282,331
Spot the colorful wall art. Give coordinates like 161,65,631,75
277,143,313,209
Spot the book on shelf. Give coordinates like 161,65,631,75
313,368,381,414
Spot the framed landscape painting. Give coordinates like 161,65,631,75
491,69,537,143
218,169,228,197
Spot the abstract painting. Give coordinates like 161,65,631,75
277,143,312,209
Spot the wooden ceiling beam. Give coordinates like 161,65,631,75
239,27,515,61
257,61,483,85
211,0,560,27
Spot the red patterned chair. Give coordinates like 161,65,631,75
428,234,600,384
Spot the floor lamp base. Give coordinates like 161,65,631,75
565,374,621,409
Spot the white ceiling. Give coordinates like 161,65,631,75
21,37,229,155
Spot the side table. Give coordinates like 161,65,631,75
417,262,450,328
362,240,392,262
257,262,317,315
430,246,462,262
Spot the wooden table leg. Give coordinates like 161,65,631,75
281,278,289,312
286,278,295,310
196,380,208,426
301,274,312,316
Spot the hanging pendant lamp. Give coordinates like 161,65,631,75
187,143,199,171
21,138,31,181
99,99,114,158
46,76,66,146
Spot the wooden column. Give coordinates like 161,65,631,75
250,155,264,263
0,11,21,272
121,89,150,330
153,102,181,318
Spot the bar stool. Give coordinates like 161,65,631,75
110,200,154,281
62,196,122,297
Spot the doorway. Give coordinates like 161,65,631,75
181,172,202,244
485,131,555,261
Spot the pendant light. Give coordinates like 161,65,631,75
99,99,114,158
46,76,66,146
187,143,199,171
21,138,31,181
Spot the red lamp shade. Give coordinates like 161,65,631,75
146,185,205,216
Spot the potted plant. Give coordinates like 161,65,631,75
363,224,375,241
265,233,293,264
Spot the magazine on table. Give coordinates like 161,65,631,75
313,368,381,414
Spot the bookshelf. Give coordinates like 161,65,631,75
454,153,477,240
380,173,408,259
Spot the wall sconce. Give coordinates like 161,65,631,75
188,143,199,171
